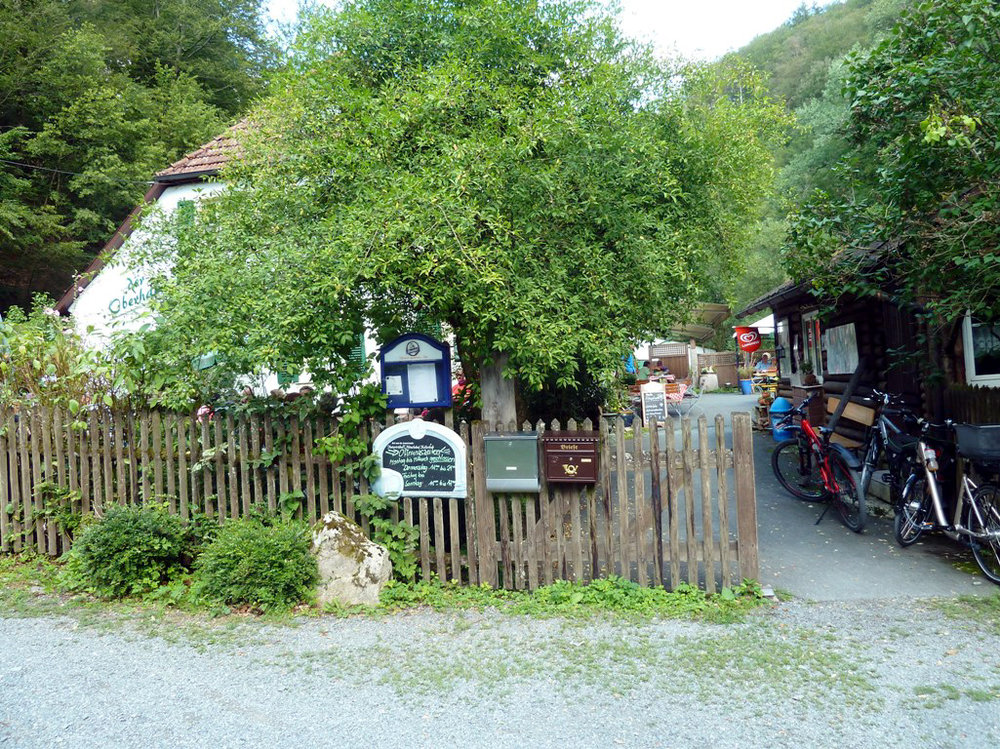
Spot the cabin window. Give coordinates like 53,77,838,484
776,317,792,377
963,315,1000,386
824,323,859,375
801,311,824,382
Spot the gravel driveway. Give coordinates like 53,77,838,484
2,597,998,748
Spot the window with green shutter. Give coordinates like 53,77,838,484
347,332,366,376
175,199,196,229
412,312,443,340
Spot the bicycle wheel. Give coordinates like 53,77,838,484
772,437,825,501
894,473,931,547
965,483,1000,585
829,454,865,532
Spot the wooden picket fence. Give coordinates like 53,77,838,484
0,407,758,591
943,384,1000,425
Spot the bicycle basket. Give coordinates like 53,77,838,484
954,424,1000,462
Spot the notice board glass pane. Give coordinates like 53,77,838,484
407,363,439,403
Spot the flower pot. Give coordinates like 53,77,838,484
603,412,635,428
739,379,753,395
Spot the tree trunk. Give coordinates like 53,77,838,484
480,353,517,428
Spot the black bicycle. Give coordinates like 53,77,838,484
855,389,922,505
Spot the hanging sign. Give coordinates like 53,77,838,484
734,327,762,353
371,419,467,499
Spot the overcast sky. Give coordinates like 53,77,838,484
266,1,839,60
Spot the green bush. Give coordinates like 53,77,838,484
193,518,318,612
62,503,189,598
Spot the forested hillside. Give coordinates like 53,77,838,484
0,0,277,314
726,0,906,315
1,1,913,320
736,0,905,111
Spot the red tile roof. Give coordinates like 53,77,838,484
155,120,247,182
57,122,247,312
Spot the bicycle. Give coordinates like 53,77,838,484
894,422,1000,585
771,393,866,532
856,388,922,504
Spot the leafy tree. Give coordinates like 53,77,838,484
69,0,279,114
0,294,138,412
785,0,1000,324
134,0,789,418
0,0,277,313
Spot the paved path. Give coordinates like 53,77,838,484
694,392,993,600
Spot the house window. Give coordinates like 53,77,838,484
801,311,824,382
175,199,196,228
963,315,1000,386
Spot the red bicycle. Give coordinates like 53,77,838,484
770,393,866,532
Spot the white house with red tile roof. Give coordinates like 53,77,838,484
56,126,245,337
57,123,383,395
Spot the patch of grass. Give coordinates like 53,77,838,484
290,619,878,705
0,553,73,617
292,625,666,700
378,576,770,622
966,686,1000,702
952,559,985,577
2,554,768,634
0,553,277,649
912,682,1000,709
933,594,1000,634
666,627,878,705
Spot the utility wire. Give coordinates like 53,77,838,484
0,158,153,185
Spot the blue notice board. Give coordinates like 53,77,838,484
380,333,453,409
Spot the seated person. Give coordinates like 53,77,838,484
754,353,775,374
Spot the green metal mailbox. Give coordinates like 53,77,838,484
484,433,540,492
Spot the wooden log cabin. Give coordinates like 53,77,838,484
738,282,1000,436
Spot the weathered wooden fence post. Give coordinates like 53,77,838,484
732,411,759,582
471,421,497,587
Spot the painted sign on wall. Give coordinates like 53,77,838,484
108,275,157,317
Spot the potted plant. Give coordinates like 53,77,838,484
603,381,635,427
737,366,753,395
800,359,819,386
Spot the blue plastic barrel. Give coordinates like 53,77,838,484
769,397,795,441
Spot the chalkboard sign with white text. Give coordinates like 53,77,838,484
642,389,667,422
371,420,467,499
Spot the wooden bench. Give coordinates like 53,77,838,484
825,396,876,449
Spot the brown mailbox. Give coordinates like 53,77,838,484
542,431,600,484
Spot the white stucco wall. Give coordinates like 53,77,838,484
67,179,385,395
69,180,226,342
